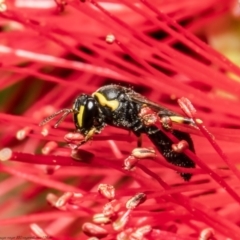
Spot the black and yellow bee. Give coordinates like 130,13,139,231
40,85,196,181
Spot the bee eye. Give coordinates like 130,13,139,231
73,95,98,134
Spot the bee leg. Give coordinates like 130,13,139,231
74,128,96,149
160,115,201,132
166,115,200,128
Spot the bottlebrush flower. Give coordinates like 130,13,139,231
0,0,240,239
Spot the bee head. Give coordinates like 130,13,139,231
72,94,99,135
39,94,99,136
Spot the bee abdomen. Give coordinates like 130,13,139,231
145,126,195,181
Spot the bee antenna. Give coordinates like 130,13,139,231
39,109,73,128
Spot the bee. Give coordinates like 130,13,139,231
40,85,196,181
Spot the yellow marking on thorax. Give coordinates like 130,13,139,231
77,105,85,127
93,92,119,111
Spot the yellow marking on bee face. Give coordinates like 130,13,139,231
77,105,85,127
93,92,119,111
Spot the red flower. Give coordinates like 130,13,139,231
0,0,239,239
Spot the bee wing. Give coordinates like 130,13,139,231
127,90,180,117
127,90,200,133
